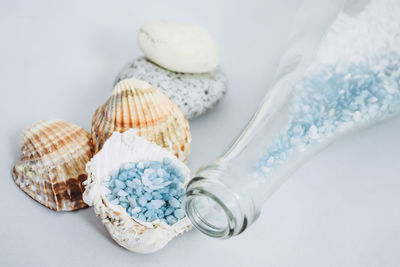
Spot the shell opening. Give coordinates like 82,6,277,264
104,158,186,225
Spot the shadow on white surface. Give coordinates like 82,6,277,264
78,208,118,246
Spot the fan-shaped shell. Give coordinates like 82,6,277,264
12,120,92,211
83,129,192,253
91,78,191,161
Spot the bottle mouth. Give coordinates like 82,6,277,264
185,185,233,238
184,177,243,239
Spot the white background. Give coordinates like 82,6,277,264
1,0,399,266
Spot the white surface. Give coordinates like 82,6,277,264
0,0,399,266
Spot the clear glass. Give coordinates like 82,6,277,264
184,0,400,239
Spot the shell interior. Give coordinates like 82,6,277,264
83,129,192,253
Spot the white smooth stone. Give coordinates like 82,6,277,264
137,20,220,73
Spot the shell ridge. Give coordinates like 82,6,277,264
125,87,134,129
141,86,157,142
31,122,60,210
51,122,83,209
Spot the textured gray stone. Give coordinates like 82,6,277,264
114,57,228,119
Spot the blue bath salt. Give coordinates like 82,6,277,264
104,158,186,225
255,51,400,178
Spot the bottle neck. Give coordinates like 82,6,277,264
184,139,326,238
184,0,350,239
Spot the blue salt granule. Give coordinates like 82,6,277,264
255,52,400,178
104,158,186,225
115,180,126,189
168,197,180,208
165,207,174,216
174,208,185,220
166,215,178,225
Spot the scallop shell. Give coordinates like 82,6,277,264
83,129,192,253
12,120,92,211
91,78,191,161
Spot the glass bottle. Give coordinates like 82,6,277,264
184,0,400,239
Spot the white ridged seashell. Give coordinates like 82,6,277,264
12,120,92,211
83,129,192,253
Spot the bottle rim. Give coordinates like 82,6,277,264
184,177,242,239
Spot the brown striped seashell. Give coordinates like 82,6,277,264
91,78,191,161
12,120,92,211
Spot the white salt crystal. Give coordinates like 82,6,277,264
308,125,319,139
132,207,141,214
369,105,378,117
118,190,128,197
151,200,165,209
368,96,378,103
353,111,362,121
144,169,155,175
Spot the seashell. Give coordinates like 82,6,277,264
12,120,92,211
83,129,192,253
91,78,191,162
